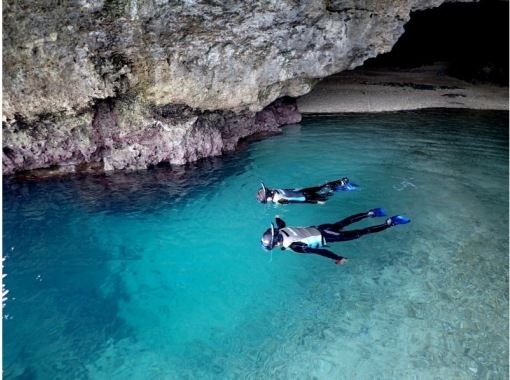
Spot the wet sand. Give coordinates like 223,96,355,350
297,65,509,113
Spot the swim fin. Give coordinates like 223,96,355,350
335,182,359,191
388,215,411,226
369,208,387,217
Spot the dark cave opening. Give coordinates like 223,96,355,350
363,0,509,86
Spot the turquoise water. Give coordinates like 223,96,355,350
3,110,508,379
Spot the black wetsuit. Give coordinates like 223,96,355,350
271,179,347,204
275,212,391,262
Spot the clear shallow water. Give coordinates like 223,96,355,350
3,109,508,380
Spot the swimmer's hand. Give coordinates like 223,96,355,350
275,215,286,229
335,258,348,265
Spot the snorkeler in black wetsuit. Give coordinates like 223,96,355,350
260,209,410,264
256,178,358,204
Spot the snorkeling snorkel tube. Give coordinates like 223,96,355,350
260,222,277,251
256,182,269,203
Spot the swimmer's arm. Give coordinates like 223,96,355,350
303,199,326,204
289,243,347,263
279,199,317,204
275,216,286,229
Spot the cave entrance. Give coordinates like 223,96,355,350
297,0,509,113
363,0,509,85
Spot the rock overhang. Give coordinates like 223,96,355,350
3,0,474,121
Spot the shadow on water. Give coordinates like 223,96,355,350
2,151,256,378
4,149,254,216
3,184,133,378
303,109,509,130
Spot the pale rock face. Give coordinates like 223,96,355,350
3,0,472,119
2,0,471,174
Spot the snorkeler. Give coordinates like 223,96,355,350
260,209,410,264
256,178,358,204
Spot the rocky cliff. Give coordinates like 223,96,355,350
3,0,469,175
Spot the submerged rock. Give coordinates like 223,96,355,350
3,0,470,174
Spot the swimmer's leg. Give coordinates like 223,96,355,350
330,212,370,230
326,215,410,242
330,208,387,230
332,223,391,242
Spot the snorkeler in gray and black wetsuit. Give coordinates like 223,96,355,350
256,178,358,204
260,209,410,264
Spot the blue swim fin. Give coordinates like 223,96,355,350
335,182,359,191
388,215,411,226
369,208,387,217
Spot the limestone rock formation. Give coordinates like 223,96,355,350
3,97,300,175
3,0,470,174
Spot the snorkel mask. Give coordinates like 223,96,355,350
260,223,276,251
256,182,270,203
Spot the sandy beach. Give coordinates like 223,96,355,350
297,65,509,113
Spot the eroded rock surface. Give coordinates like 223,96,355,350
3,0,470,174
3,98,300,175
